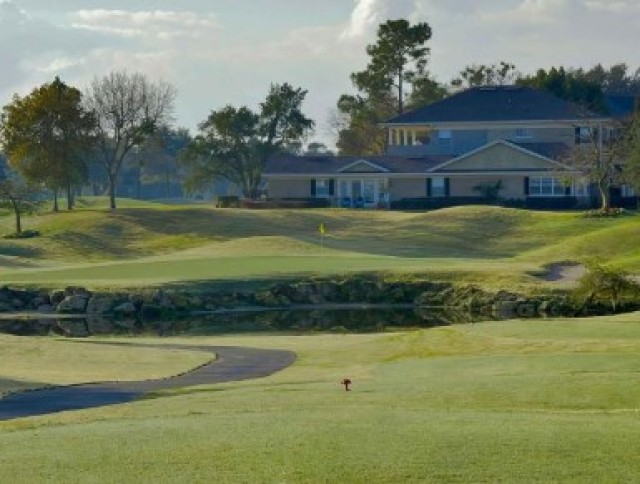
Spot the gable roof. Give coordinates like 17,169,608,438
386,86,609,125
429,140,574,173
264,154,453,176
338,159,390,173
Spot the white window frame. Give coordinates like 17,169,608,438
529,177,567,197
437,129,453,147
573,180,590,197
622,185,636,198
431,177,446,198
315,179,331,198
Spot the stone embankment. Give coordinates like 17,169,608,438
0,276,587,321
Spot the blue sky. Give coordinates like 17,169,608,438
1,0,639,145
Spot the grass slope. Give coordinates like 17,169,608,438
0,198,638,286
1,315,640,481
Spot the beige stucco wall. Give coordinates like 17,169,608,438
449,175,526,199
390,178,426,199
267,178,313,198
445,143,557,171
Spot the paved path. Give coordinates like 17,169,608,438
0,345,296,421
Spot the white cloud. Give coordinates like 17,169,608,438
0,0,639,149
71,9,218,42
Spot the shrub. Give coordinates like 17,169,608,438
573,263,640,311
216,196,240,208
583,208,625,218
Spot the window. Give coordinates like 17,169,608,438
575,126,592,145
315,179,331,197
515,128,532,139
622,185,636,198
431,177,446,197
391,129,398,146
437,130,452,146
574,181,590,197
529,177,567,197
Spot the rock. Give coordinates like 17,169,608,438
516,302,537,318
113,302,137,315
11,298,24,309
255,291,283,307
50,290,66,306
86,297,116,314
64,286,91,298
37,304,55,313
492,300,519,320
140,304,162,319
57,295,88,313
32,295,50,308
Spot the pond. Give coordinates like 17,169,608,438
0,306,475,338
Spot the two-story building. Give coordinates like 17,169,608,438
263,86,632,209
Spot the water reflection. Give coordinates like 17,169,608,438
0,306,474,338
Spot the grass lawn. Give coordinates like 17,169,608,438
0,198,638,287
0,336,213,397
1,314,640,481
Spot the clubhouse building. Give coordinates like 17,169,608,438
263,86,637,209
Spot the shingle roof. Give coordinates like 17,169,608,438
386,86,607,124
511,142,571,160
264,155,453,175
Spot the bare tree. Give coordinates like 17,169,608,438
563,123,627,211
84,71,176,209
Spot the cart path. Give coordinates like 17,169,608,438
0,344,296,421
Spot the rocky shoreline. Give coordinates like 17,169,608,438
0,275,621,322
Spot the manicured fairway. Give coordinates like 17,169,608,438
1,314,640,481
0,199,638,287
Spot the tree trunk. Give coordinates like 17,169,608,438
52,191,59,212
11,199,21,235
397,70,404,115
108,173,117,210
66,185,73,210
598,181,610,211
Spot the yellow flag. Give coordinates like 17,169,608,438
319,223,326,235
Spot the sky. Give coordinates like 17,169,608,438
1,0,639,145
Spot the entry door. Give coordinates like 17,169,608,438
363,180,376,206
351,181,362,199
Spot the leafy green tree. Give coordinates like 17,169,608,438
352,19,432,115
518,67,607,113
580,63,640,95
451,62,519,88
407,73,448,110
621,114,640,191
84,71,176,209
335,93,395,156
181,83,314,198
335,19,438,155
0,170,43,235
306,142,333,156
0,77,95,210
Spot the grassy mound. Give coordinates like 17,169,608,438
0,199,637,287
